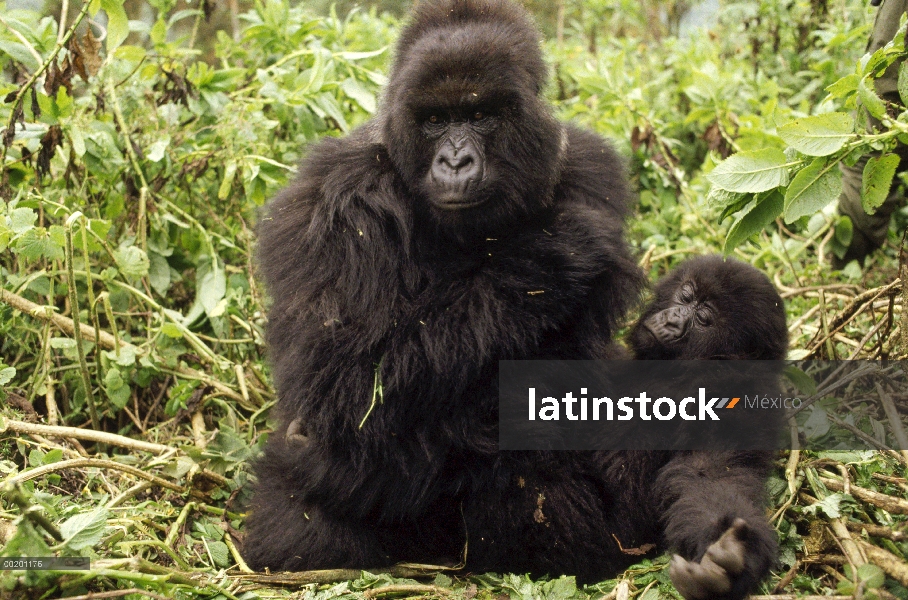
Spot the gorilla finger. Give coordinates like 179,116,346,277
670,554,732,599
704,525,747,575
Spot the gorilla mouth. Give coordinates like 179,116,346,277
432,195,488,210
427,175,489,210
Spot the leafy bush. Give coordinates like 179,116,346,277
0,0,394,426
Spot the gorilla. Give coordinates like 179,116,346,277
630,255,788,361
629,255,789,600
243,2,779,599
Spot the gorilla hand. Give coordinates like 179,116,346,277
669,519,751,600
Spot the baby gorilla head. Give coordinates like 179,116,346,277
630,256,787,360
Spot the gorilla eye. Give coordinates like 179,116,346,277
473,111,485,121
679,284,695,303
695,309,713,327
429,115,439,124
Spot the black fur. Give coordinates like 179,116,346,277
631,256,788,599
244,3,780,598
630,256,788,361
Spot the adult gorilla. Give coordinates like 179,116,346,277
243,2,774,599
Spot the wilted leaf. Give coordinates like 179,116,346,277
37,125,63,177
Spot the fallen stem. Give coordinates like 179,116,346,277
3,458,184,493
0,417,170,454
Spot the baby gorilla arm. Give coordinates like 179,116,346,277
657,452,778,600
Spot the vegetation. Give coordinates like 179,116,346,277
0,0,907,598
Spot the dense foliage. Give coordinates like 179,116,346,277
1,0,907,598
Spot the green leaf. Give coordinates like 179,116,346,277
783,158,843,223
0,366,15,386
706,186,745,209
834,215,853,246
858,78,887,120
842,260,863,278
9,207,37,234
706,149,789,193
826,73,860,99
783,365,817,396
206,540,230,568
341,78,376,113
148,250,172,295
113,246,150,279
147,137,170,162
100,0,129,50
104,367,131,409
861,153,900,215
805,493,843,518
724,191,784,253
338,47,387,60
113,45,146,62
778,113,854,157
857,564,886,588
161,322,183,338
218,160,237,200
803,407,831,439
60,507,109,551
900,61,908,107
69,125,86,157
315,93,349,132
15,227,65,261
197,256,226,316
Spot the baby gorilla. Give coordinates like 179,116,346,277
630,255,788,599
630,255,788,361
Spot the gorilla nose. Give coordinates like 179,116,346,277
432,145,481,185
656,307,690,340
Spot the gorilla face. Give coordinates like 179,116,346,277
381,1,564,232
639,279,719,349
421,107,495,210
631,256,788,361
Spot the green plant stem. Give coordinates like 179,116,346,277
98,292,120,357
65,212,100,430
106,79,150,252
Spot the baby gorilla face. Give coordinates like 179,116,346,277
630,256,787,361
638,280,717,349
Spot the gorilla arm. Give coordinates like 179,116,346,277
656,451,778,600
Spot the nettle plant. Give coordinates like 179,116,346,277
707,20,908,256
